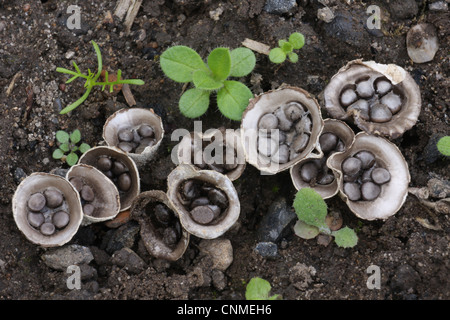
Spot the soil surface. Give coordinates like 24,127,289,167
0,0,448,300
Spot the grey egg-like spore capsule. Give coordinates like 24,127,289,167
354,151,375,169
356,80,374,98
112,161,127,176
182,180,199,200
28,193,46,212
190,205,215,225
319,132,338,154
295,115,312,135
97,156,112,172
272,144,290,164
292,133,310,154
40,222,56,236
317,172,335,185
342,157,362,176
118,128,134,142
28,212,45,228
274,107,293,131
208,188,228,209
371,167,391,184
162,227,178,246
44,189,64,208
118,173,131,192
138,124,154,138
340,88,358,106
343,182,361,201
190,196,210,209
154,203,171,225
53,211,70,229
118,141,134,153
361,167,375,183
300,162,319,183
81,185,95,202
83,203,95,216
361,182,381,201
370,103,392,123
69,177,84,192
284,102,304,121
347,99,370,121
375,79,392,95
258,135,278,157
380,91,402,114
258,113,279,130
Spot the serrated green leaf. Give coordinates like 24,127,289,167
56,130,70,144
52,148,65,160
268,48,286,64
333,227,358,248
66,152,78,167
217,81,253,121
192,70,224,90
288,52,299,63
59,143,70,153
207,47,231,82
230,48,256,77
179,88,210,118
70,129,81,144
79,143,91,154
289,32,305,50
245,277,281,300
160,46,207,83
436,136,450,156
293,188,328,231
281,41,294,53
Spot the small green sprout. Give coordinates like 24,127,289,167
160,45,256,120
245,277,281,300
52,129,90,166
293,188,358,248
56,40,145,115
436,136,450,156
269,32,305,64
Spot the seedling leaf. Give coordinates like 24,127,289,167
245,277,281,300
59,143,70,153
66,152,78,167
160,46,207,83
52,149,64,160
436,136,450,156
70,129,81,144
193,70,223,90
207,47,231,82
293,188,329,232
332,227,358,248
289,32,305,50
230,48,256,77
179,88,210,118
269,48,286,64
293,220,320,239
56,130,70,144
79,143,91,154
217,80,253,121
288,52,299,63
281,41,294,53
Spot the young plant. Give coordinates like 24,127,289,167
52,129,90,166
245,277,281,300
292,188,358,248
269,32,305,64
159,45,256,120
56,40,145,114
436,136,450,156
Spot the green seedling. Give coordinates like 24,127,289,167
56,40,145,114
436,136,450,156
293,188,358,248
52,129,90,166
269,32,305,64
245,277,281,300
160,45,256,120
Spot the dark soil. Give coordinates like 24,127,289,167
0,0,448,300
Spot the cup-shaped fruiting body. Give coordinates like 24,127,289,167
323,60,421,139
79,146,140,212
103,108,164,168
12,173,83,247
290,119,355,199
177,127,246,181
241,86,324,174
167,164,240,239
327,132,410,220
130,190,189,261
66,164,121,225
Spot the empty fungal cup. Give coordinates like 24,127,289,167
66,164,121,225
103,107,164,168
12,173,83,247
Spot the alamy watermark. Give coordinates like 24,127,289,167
66,265,81,290
366,264,381,290
366,5,381,30
66,5,81,30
